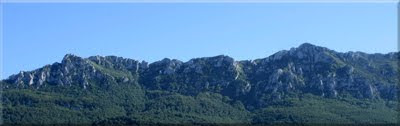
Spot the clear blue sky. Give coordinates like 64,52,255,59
2,3,397,79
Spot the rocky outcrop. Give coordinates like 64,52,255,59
6,54,101,89
2,43,398,105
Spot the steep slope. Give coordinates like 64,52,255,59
1,43,398,125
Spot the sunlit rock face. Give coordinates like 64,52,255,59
3,43,398,106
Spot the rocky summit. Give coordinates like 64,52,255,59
1,43,399,125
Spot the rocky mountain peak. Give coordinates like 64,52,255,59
62,54,84,64
298,42,318,49
212,55,235,64
147,58,183,75
292,43,330,53
150,58,183,69
263,43,334,64
2,43,398,102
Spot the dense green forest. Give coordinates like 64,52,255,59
1,81,398,125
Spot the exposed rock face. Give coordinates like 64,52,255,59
2,43,399,107
8,54,96,89
5,54,148,89
87,55,146,74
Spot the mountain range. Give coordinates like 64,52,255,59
1,43,399,125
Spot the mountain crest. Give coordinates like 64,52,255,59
298,42,318,49
2,43,398,102
62,54,84,64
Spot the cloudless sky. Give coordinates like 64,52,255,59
2,3,398,79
